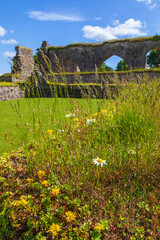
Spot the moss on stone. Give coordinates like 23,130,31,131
46,81,102,86
48,35,160,51
16,46,33,51
46,68,160,76
0,73,20,79
0,82,18,87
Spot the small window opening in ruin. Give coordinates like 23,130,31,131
61,58,80,72
99,55,129,72
145,49,160,69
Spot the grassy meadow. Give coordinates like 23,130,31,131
0,78,160,239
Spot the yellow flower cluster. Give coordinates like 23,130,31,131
73,118,79,122
41,180,49,187
47,129,53,136
65,211,76,222
15,197,28,207
51,188,60,196
38,170,45,178
94,224,104,231
48,223,61,237
27,178,34,183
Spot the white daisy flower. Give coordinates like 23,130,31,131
65,113,75,118
58,129,65,132
86,118,96,125
128,149,136,154
93,157,106,167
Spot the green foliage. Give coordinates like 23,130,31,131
99,63,113,72
33,54,39,64
116,60,129,71
147,49,160,68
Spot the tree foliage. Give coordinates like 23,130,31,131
116,60,129,71
147,50,160,68
99,63,113,72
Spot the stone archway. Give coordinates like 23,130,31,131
98,55,129,71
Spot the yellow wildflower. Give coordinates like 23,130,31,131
73,118,79,122
94,224,104,231
47,129,53,135
90,112,99,117
101,109,107,114
65,211,76,222
120,216,124,220
16,198,27,207
38,170,45,178
41,180,49,187
27,178,34,183
48,223,61,237
51,188,60,196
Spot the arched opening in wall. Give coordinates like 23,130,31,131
61,58,80,72
99,55,129,72
145,49,160,69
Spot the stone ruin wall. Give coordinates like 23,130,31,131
12,46,34,82
0,86,24,101
36,38,160,73
10,37,160,78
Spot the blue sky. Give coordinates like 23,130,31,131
0,0,160,74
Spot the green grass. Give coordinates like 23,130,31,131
0,98,107,154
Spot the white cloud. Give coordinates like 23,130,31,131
137,0,157,8
0,26,6,37
95,17,102,21
4,51,16,58
82,18,146,42
137,0,152,4
149,2,157,8
28,10,83,22
1,39,18,45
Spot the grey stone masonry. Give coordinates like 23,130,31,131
0,86,24,101
12,46,34,81
37,37,160,72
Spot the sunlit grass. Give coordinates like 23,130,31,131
0,78,160,239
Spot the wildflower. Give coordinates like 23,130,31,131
51,188,60,196
90,112,99,117
86,118,96,125
47,129,53,136
65,113,75,118
120,216,124,220
27,178,34,183
108,113,113,118
94,224,104,231
101,109,107,114
38,170,45,178
128,149,136,154
16,198,27,207
58,129,65,133
93,157,106,167
48,223,61,237
41,180,49,187
73,118,79,122
65,211,76,222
